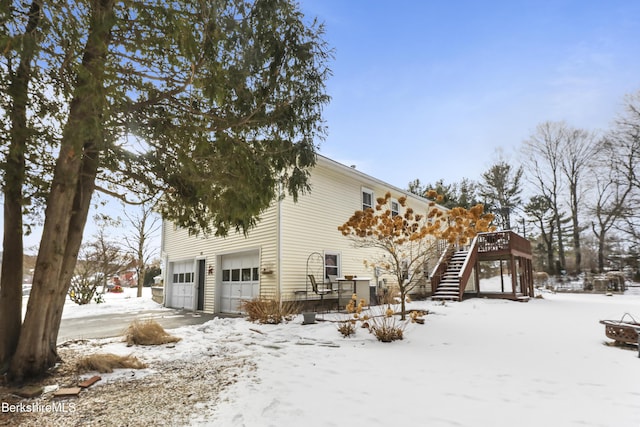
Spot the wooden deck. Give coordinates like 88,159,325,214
431,231,534,301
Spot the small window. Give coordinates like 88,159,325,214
242,268,252,281
231,269,240,281
362,188,374,211
391,199,399,217
324,252,340,279
222,270,230,281
173,273,179,283
178,273,185,283
252,268,259,281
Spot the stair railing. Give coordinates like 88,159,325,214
429,244,454,292
457,235,479,299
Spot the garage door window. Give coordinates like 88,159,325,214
173,272,192,283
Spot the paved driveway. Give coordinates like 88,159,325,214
58,308,216,344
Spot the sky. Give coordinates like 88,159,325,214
300,0,640,188
8,0,640,252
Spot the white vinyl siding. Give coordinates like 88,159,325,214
162,203,277,313
162,155,445,311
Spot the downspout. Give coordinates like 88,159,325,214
277,182,283,304
160,219,167,306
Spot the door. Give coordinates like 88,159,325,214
197,259,205,311
169,260,195,309
220,251,260,313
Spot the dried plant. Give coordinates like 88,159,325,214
339,190,494,319
241,298,301,324
337,321,356,338
77,353,147,373
368,305,407,342
124,320,181,346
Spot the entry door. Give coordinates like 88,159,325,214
220,251,260,313
170,261,195,309
197,259,205,311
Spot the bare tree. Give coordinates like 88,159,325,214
88,214,125,293
522,122,567,273
596,91,640,264
524,195,556,273
69,216,124,303
558,128,598,273
590,151,631,272
122,202,161,298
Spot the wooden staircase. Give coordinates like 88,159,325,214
432,250,469,301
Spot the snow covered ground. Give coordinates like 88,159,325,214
52,283,640,427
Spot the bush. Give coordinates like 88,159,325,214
240,298,300,324
69,278,100,305
124,320,181,346
368,305,406,342
337,321,356,338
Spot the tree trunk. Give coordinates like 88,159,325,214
8,0,115,382
597,232,606,273
554,213,566,273
0,0,43,370
50,139,100,348
570,184,581,274
0,200,24,371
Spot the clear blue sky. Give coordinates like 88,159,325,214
301,0,640,187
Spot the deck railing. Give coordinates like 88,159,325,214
457,235,479,295
429,244,454,290
477,231,531,256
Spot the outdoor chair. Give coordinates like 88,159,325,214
308,274,332,304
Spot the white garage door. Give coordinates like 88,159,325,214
169,260,195,309
220,251,260,313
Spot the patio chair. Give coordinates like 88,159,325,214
308,274,332,303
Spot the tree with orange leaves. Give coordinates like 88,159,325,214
339,191,494,319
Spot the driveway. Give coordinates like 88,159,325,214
58,308,216,344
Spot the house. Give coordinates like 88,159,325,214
160,154,444,314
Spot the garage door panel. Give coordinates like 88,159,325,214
168,261,195,310
220,251,260,314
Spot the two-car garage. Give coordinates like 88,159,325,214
166,250,260,314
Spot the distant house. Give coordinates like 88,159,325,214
160,155,443,314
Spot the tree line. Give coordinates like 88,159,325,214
408,91,640,277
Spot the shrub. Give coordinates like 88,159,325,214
368,305,407,342
240,298,300,324
69,278,100,305
124,320,181,346
337,321,356,338
77,353,147,373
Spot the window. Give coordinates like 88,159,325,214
391,199,399,217
362,188,374,211
324,252,340,279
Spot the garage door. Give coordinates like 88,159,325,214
169,260,195,309
220,251,260,313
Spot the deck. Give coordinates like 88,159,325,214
431,231,534,302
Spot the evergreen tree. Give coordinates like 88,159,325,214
0,0,331,381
